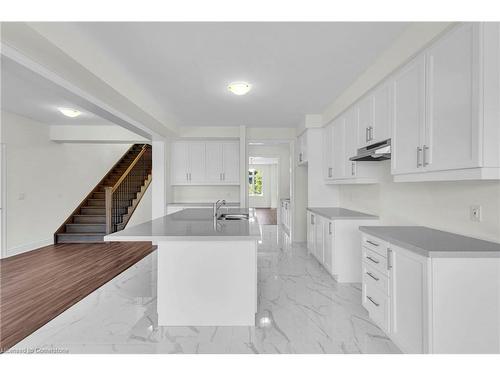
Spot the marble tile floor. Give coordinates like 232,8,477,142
8,225,400,354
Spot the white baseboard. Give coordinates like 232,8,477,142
5,237,54,258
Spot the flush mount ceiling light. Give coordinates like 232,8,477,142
58,107,81,118
227,81,251,96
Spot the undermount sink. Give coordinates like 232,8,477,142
218,213,249,221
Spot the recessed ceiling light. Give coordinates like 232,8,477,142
228,81,251,96
58,108,81,118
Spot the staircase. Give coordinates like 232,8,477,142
55,144,152,243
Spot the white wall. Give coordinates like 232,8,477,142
322,22,453,124
171,185,240,203
248,164,278,208
125,184,152,227
50,125,149,143
1,111,132,256
339,163,500,243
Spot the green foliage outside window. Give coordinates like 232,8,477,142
248,169,263,196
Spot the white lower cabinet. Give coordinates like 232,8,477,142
389,244,427,354
307,210,378,282
361,232,500,354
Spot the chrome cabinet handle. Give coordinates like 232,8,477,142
186,173,189,181
366,240,379,247
387,248,392,270
366,272,379,281
365,127,369,142
366,256,379,264
351,162,355,176
417,147,423,167
328,167,332,178
423,145,429,166
222,172,225,180
329,222,332,235
367,296,380,307
299,152,303,162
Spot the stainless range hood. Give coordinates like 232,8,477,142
350,139,391,161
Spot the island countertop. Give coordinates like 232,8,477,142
359,226,500,258
307,207,378,220
104,208,261,242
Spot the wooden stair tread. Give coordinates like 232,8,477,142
55,143,152,243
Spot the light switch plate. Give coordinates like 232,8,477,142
470,205,482,222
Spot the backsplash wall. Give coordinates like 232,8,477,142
171,186,240,203
339,161,500,242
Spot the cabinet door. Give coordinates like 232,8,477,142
373,82,391,143
323,124,334,180
425,23,480,171
171,142,189,184
344,108,358,178
391,55,426,175
357,94,374,147
188,142,206,183
390,245,427,354
205,142,223,183
314,216,324,263
222,142,240,184
332,118,346,179
323,220,333,273
307,212,315,254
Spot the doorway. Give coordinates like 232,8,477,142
248,156,279,225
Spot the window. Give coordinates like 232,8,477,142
248,169,263,196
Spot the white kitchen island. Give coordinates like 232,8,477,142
105,208,260,326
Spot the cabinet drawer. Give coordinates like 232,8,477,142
362,246,388,276
362,262,389,296
362,234,387,257
363,283,389,333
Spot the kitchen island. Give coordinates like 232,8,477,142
105,208,260,326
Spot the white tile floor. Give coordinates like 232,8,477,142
9,225,400,354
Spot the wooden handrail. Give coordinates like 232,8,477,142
54,143,143,241
110,144,148,193
105,144,151,234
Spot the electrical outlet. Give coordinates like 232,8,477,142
470,205,482,222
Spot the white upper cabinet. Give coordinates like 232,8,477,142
171,141,240,185
323,124,334,180
373,82,392,143
391,55,426,175
187,142,206,183
204,142,223,183
222,142,240,184
424,23,479,172
171,142,190,184
344,108,358,178
297,131,308,165
357,93,374,148
392,23,500,181
332,117,346,179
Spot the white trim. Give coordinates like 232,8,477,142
0,43,161,140
5,237,54,258
0,144,6,259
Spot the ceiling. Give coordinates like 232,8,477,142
1,56,115,126
74,22,410,128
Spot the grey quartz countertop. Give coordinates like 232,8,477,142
168,202,240,207
105,208,260,242
307,207,378,220
359,226,500,258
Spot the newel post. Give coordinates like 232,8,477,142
105,187,113,234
